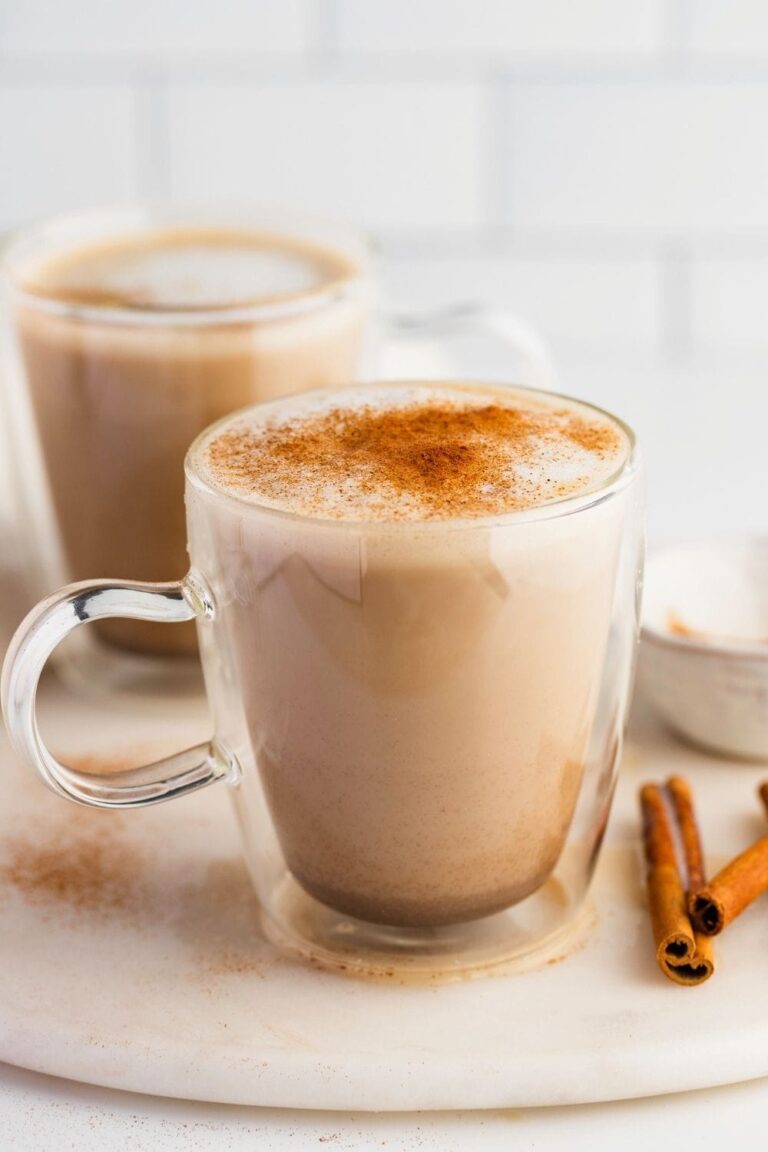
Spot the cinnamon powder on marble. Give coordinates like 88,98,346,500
0,823,141,914
0,754,146,915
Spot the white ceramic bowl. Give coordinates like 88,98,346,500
640,539,768,760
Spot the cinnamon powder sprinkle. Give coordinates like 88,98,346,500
204,389,626,521
0,821,142,915
0,755,146,915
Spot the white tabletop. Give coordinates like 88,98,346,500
3,361,766,1147
2,1060,766,1150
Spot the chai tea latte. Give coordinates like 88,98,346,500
188,383,631,927
13,226,367,656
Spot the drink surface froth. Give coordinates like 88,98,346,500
195,383,630,522
18,228,357,311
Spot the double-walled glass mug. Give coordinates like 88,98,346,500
2,381,643,979
1,207,554,696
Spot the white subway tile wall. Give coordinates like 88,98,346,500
690,0,768,56
337,0,668,58
165,81,485,230
507,82,768,236
2,0,768,372
0,84,139,219
2,1,310,57
691,256,768,352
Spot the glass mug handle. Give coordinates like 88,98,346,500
380,301,557,390
1,575,238,808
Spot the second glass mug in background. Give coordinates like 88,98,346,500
1,207,555,694
2,382,643,978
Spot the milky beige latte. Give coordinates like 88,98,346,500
188,383,631,927
14,227,366,656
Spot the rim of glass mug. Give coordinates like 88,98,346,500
2,205,374,328
185,380,640,532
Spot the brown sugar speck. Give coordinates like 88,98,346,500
205,388,626,521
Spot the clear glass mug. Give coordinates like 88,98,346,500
2,381,643,979
0,233,41,655
1,208,555,695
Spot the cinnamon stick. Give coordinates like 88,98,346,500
690,835,768,936
639,780,714,986
759,780,768,819
666,776,706,893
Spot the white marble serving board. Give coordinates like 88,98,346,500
0,678,767,1111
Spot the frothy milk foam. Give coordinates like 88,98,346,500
16,227,366,657
195,383,629,521
27,230,351,309
188,383,632,927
